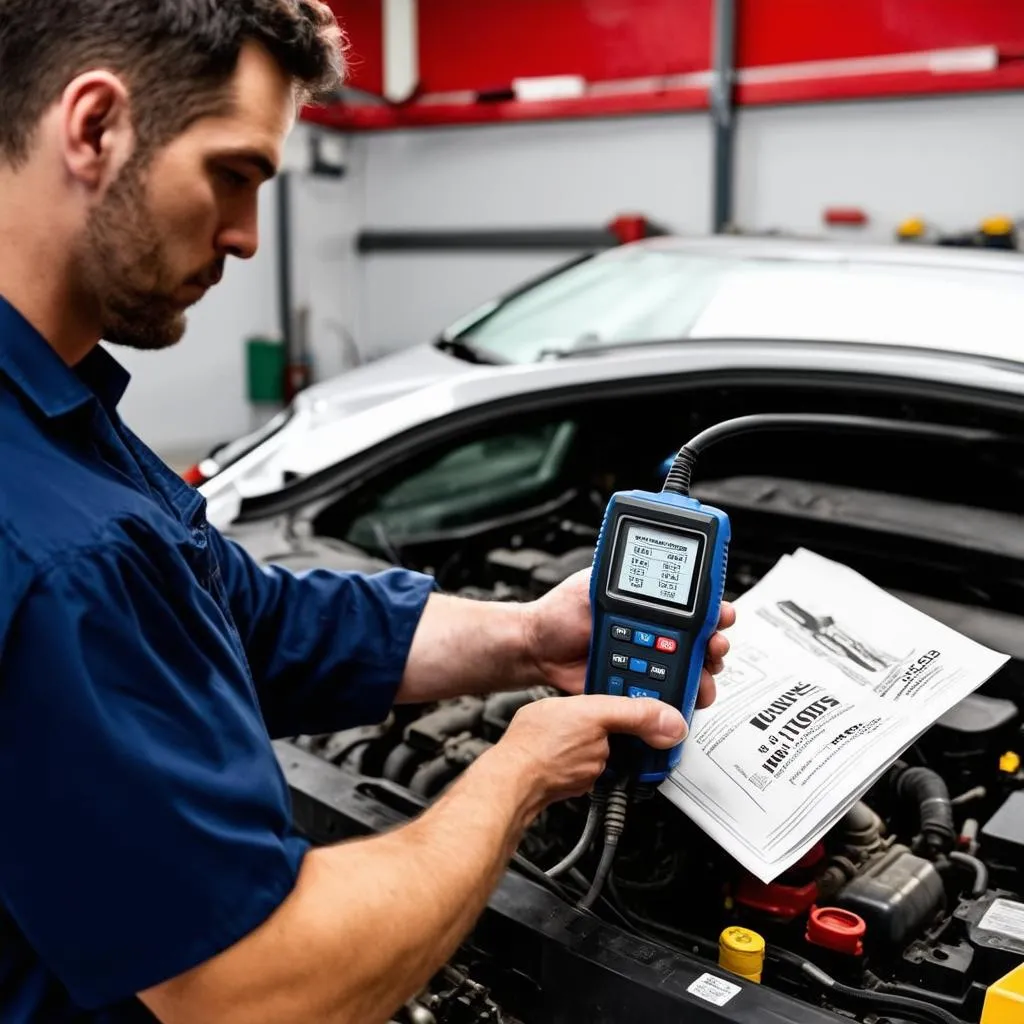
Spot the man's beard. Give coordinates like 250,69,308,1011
76,158,190,351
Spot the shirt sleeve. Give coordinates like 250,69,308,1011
208,529,437,738
0,542,309,1010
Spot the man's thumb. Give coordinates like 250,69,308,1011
605,696,687,747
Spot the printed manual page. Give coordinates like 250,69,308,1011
660,548,1009,883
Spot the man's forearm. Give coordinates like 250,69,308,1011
396,592,540,704
141,747,538,1024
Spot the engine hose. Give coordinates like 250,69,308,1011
408,756,462,799
947,851,988,897
891,762,956,856
546,789,607,879
770,948,968,1024
577,782,629,912
381,742,424,786
803,962,969,1024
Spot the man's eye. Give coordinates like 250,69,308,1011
219,167,250,188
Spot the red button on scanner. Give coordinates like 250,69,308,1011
655,636,678,654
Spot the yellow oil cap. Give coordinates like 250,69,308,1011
999,751,1020,774
981,961,1024,1023
719,926,765,984
897,217,927,238
981,215,1015,236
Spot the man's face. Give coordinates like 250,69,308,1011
75,42,295,350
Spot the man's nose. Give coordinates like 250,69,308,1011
217,214,259,261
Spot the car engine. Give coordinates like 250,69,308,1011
236,384,1024,1023
286,500,1024,1024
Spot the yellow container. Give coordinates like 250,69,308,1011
982,961,1024,1023
719,927,765,984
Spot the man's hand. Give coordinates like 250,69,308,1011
521,569,735,708
492,694,687,817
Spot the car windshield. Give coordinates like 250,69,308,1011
450,248,1024,364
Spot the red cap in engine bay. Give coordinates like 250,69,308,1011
806,906,866,957
734,843,824,921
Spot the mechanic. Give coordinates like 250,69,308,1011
0,4,733,1023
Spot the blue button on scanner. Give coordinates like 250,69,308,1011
633,630,655,648
607,675,624,696
628,657,648,674
628,685,662,700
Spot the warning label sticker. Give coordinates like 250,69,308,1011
687,972,742,1007
979,899,1024,944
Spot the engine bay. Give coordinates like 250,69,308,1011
287,521,1023,1023
249,379,1024,1023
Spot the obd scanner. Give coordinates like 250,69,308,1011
585,480,729,784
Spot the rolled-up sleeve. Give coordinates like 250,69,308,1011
208,529,436,738
0,543,308,1010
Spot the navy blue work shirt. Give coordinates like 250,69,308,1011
0,296,435,1021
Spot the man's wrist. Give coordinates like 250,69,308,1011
512,600,547,691
465,742,545,836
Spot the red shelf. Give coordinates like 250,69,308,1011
302,61,1024,132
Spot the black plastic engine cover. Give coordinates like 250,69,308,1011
920,695,1019,794
834,846,945,949
981,791,1024,866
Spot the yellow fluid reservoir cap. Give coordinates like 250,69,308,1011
981,215,1015,235
897,217,927,238
981,961,1024,1023
999,751,1020,774
719,926,765,984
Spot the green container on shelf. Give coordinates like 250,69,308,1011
245,336,285,404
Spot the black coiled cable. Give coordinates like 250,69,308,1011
661,413,999,498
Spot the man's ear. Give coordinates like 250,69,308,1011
60,71,135,189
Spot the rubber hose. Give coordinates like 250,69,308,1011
381,742,424,786
806,966,968,1024
891,762,955,855
948,851,988,897
408,755,461,798
769,949,967,1024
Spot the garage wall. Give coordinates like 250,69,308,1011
355,112,714,358
735,92,1024,241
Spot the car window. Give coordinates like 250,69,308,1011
452,249,1024,364
343,421,577,554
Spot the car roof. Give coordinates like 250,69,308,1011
618,234,1024,275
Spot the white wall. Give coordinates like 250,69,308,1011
355,112,714,357
735,92,1024,242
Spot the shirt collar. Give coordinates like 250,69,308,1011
0,295,131,418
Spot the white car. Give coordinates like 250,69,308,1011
213,235,1024,1023
199,235,1024,530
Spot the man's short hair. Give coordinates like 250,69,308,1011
0,0,345,166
